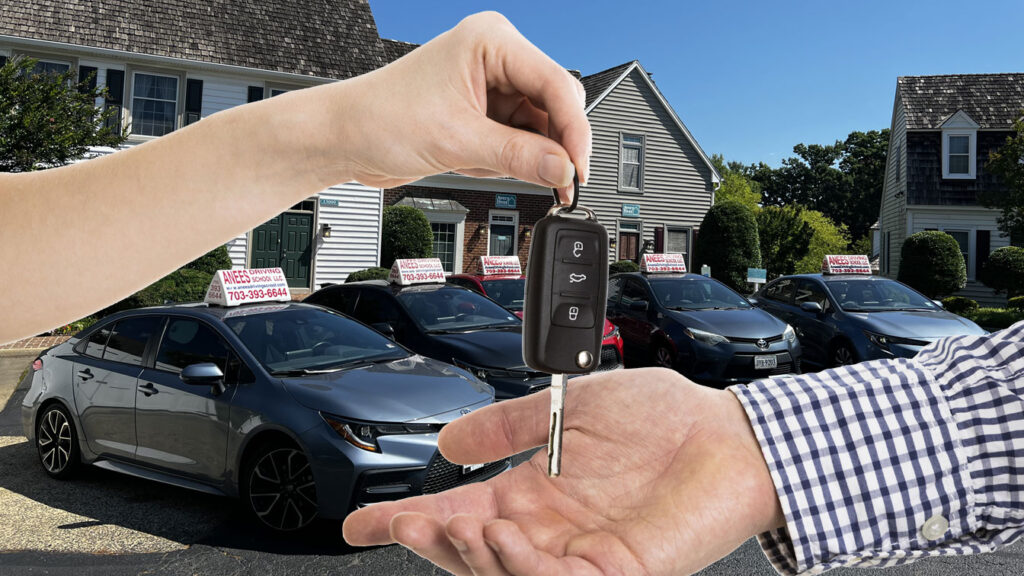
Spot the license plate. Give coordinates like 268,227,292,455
754,355,778,370
462,463,484,474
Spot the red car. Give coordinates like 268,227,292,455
448,273,624,370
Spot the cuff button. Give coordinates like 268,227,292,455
921,514,949,541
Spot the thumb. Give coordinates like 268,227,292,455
463,117,576,189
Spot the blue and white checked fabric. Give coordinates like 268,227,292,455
730,320,1024,575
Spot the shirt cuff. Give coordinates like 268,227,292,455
730,359,975,575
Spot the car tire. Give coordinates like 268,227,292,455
241,440,319,532
831,341,857,367
652,342,676,370
36,403,80,479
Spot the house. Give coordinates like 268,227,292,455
384,60,721,274
878,74,1024,306
0,0,390,293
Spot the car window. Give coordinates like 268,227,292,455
396,287,519,332
794,281,830,312
78,324,113,358
479,279,525,311
763,278,796,304
826,279,939,312
649,277,752,310
155,318,232,374
103,316,163,366
353,290,404,325
607,278,623,307
620,280,649,308
308,288,357,315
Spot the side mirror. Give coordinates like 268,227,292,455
933,300,944,309
181,362,225,395
371,322,396,339
629,300,649,312
800,301,823,314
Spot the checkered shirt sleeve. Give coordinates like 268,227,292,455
730,320,1024,575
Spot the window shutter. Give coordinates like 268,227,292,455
653,226,664,253
104,69,125,130
0,55,8,68
77,65,98,93
247,86,264,103
184,78,203,126
976,230,991,275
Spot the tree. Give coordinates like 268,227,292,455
381,205,433,269
978,246,1024,298
795,210,851,274
897,231,966,299
0,56,125,172
984,113,1024,243
756,205,812,279
694,201,761,292
711,154,761,212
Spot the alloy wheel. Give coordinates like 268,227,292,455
834,344,855,366
38,408,72,474
655,345,674,368
248,448,318,531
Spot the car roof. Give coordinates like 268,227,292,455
327,280,473,296
770,273,880,283
611,272,699,280
121,300,322,321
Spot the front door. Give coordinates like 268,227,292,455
618,232,639,261
251,209,313,288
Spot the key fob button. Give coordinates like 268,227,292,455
556,231,599,264
552,301,594,329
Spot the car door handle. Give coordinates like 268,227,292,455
137,383,159,396
77,369,93,381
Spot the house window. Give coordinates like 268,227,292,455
619,133,644,191
131,72,178,137
942,131,976,179
31,60,70,77
488,211,518,256
666,227,690,256
431,222,456,273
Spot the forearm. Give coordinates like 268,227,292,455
0,80,356,343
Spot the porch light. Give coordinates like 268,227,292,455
320,223,332,238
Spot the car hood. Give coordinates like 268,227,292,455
671,308,788,339
280,355,492,423
848,310,986,339
426,327,529,370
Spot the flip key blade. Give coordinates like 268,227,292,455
547,373,567,477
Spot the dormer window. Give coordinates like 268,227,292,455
940,110,979,179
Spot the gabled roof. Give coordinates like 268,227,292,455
0,0,387,79
382,38,418,63
898,73,1024,130
582,60,721,184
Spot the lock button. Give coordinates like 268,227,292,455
552,301,594,328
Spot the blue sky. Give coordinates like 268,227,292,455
371,0,1024,167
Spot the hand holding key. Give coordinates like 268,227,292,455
342,368,785,575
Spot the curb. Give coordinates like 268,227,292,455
0,349,47,358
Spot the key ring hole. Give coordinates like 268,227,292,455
550,172,580,212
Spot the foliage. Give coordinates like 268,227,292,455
381,205,433,269
850,235,873,258
983,113,1024,242
756,205,811,279
941,296,979,316
1008,296,1024,311
182,245,233,274
711,154,761,212
0,56,126,172
978,246,1024,297
965,307,1024,331
52,316,99,336
609,259,640,274
794,210,851,274
896,231,967,299
694,201,761,292
99,247,230,316
346,267,390,283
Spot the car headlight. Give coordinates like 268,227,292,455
452,358,490,381
685,328,729,346
321,413,441,453
783,324,797,343
863,331,930,352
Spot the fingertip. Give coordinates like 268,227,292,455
343,503,394,546
389,512,437,550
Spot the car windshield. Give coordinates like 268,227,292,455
825,278,940,312
480,278,526,311
648,276,752,310
224,307,408,374
397,286,520,333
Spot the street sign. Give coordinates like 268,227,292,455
495,194,517,209
747,268,767,284
701,265,711,277
319,198,340,207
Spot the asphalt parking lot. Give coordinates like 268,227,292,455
2,350,1023,576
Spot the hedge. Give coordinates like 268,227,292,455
979,246,1024,298
346,267,390,283
1009,296,1024,311
381,205,433,269
941,296,978,316
99,246,230,316
609,260,639,274
694,201,761,292
897,231,966,299
966,307,1024,331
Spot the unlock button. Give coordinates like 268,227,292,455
552,302,594,328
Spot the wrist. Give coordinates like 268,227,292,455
722,391,786,535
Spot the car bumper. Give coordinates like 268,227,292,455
679,339,802,387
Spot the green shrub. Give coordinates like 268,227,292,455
52,316,99,336
968,307,1024,331
182,244,233,274
694,201,761,292
941,296,978,316
1009,296,1024,311
100,247,229,315
381,205,433,269
346,267,390,283
896,231,966,299
609,260,639,274
979,246,1024,298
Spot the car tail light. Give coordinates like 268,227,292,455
32,358,43,371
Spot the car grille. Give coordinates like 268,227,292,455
422,453,509,494
596,345,621,371
728,334,784,345
724,352,796,379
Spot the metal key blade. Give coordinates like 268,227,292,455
547,373,567,477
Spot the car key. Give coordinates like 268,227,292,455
523,180,608,477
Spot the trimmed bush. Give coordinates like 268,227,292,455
609,259,639,274
381,205,433,269
896,231,966,299
694,201,761,292
182,244,233,274
346,267,390,283
1009,296,1024,311
941,296,978,316
100,246,230,316
979,246,1024,298
968,307,1024,331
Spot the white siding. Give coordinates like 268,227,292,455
313,183,383,287
191,74,249,118
879,92,908,278
226,233,248,269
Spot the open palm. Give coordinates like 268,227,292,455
343,368,783,575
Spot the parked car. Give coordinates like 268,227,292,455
749,274,987,368
21,301,505,532
448,272,624,368
606,271,802,386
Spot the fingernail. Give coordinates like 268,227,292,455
450,538,468,553
484,538,500,554
539,154,572,187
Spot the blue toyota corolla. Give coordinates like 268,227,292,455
750,274,986,369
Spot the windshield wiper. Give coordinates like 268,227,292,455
667,306,695,311
270,367,343,377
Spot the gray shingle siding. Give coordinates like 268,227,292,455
906,131,1013,205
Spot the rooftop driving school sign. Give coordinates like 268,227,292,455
822,254,872,275
205,268,291,306
389,258,446,285
480,255,522,276
640,253,687,273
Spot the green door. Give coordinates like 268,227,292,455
251,211,313,288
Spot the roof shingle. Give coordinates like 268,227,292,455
581,61,634,109
381,38,418,63
898,73,1024,130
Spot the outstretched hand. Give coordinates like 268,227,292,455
343,368,784,575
